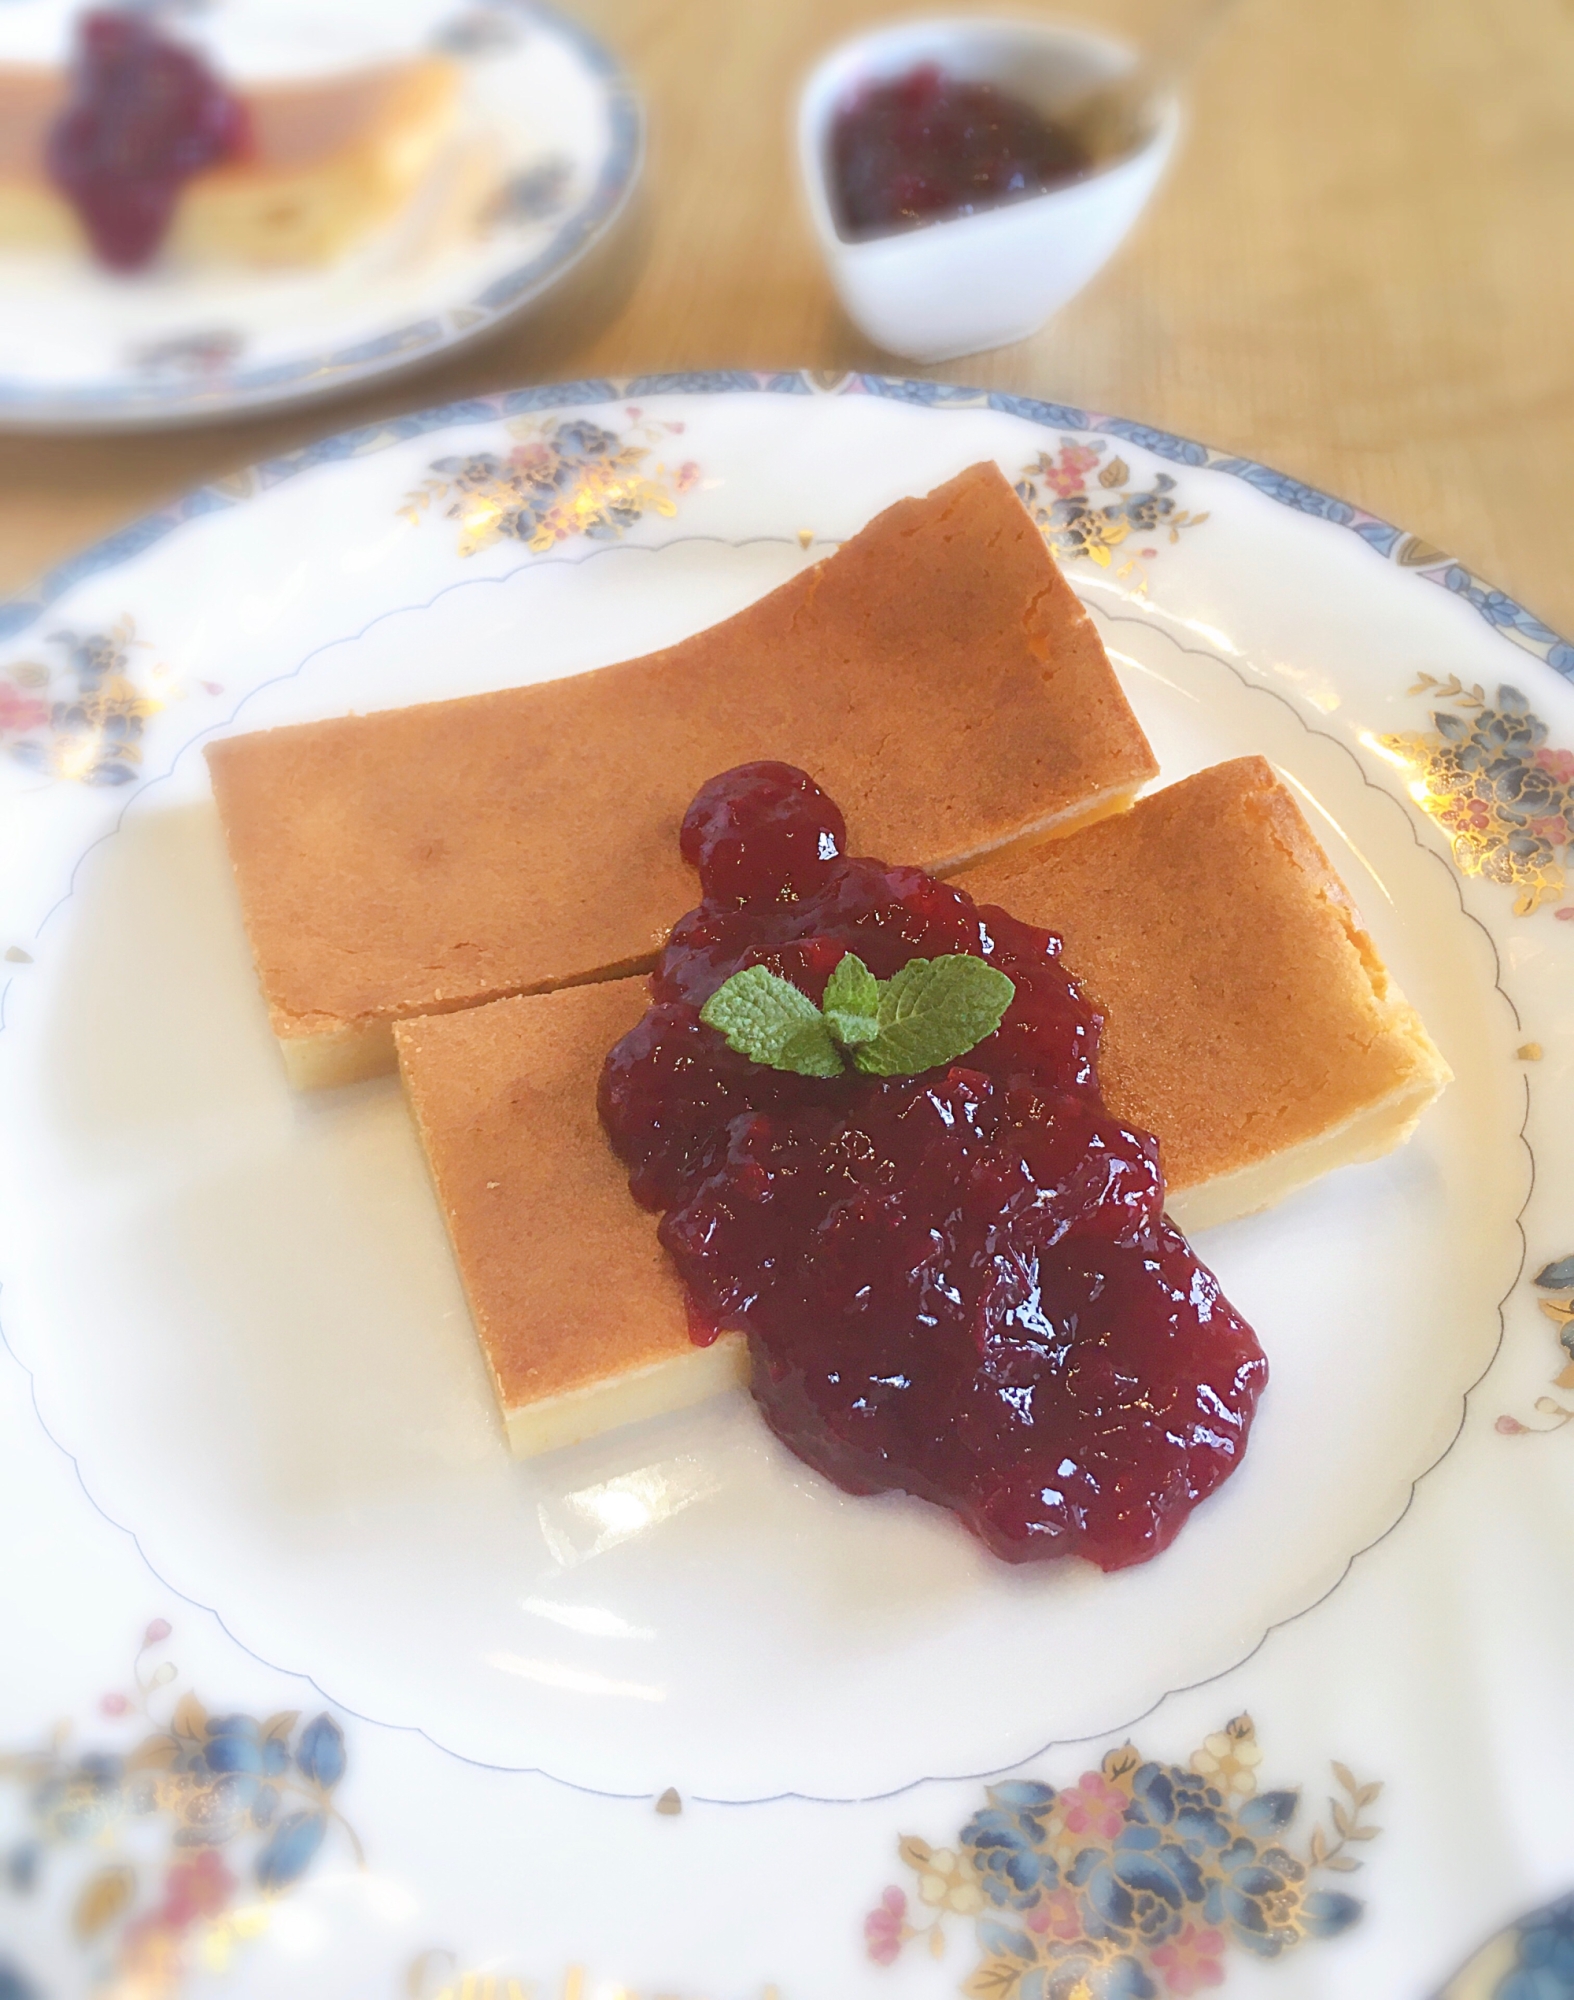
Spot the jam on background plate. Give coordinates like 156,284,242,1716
0,380,1556,1997
47,10,253,272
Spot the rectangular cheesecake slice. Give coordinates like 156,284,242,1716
395,982,748,1458
396,757,1450,1455
958,756,1453,1233
208,461,1158,1089
0,58,460,265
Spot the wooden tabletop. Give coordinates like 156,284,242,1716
3,0,1572,638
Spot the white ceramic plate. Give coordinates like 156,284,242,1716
0,0,640,430
3,374,1574,2000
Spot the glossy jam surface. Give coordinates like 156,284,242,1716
47,11,250,272
830,63,1092,241
600,764,1267,1569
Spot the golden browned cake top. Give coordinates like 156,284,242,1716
395,980,690,1413
206,461,1157,1038
958,756,1445,1191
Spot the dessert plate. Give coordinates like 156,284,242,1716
0,0,640,430
3,375,1574,1998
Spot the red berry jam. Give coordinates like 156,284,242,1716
600,765,1267,1570
47,10,251,272
830,63,1092,241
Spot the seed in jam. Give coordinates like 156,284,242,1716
830,63,1094,241
600,763,1268,1571
47,10,251,273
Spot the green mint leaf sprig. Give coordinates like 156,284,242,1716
699,950,1014,1079
822,950,882,1048
693,963,844,1078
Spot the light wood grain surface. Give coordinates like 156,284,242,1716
3,0,1571,635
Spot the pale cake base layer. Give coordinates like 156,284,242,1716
276,775,1144,1089
1164,1077,1444,1235
281,1017,396,1091
505,1335,749,1457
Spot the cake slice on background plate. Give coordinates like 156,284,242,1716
0,11,459,269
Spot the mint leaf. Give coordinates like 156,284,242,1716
824,951,880,1018
823,951,882,1048
854,955,1015,1077
777,1017,846,1076
700,964,844,1077
875,956,945,1029
698,951,1013,1080
825,1009,881,1047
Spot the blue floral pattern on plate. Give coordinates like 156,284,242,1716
1381,678,1574,918
865,1715,1378,1996
0,1622,356,1998
400,409,699,556
2,617,187,787
1438,1892,1574,1999
1014,440,1208,580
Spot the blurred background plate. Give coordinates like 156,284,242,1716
0,0,641,431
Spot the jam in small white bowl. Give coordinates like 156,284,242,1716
798,16,1179,364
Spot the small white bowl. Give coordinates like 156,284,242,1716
798,16,1179,364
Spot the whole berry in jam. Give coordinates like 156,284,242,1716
47,10,251,273
680,762,846,907
602,764,1267,1570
